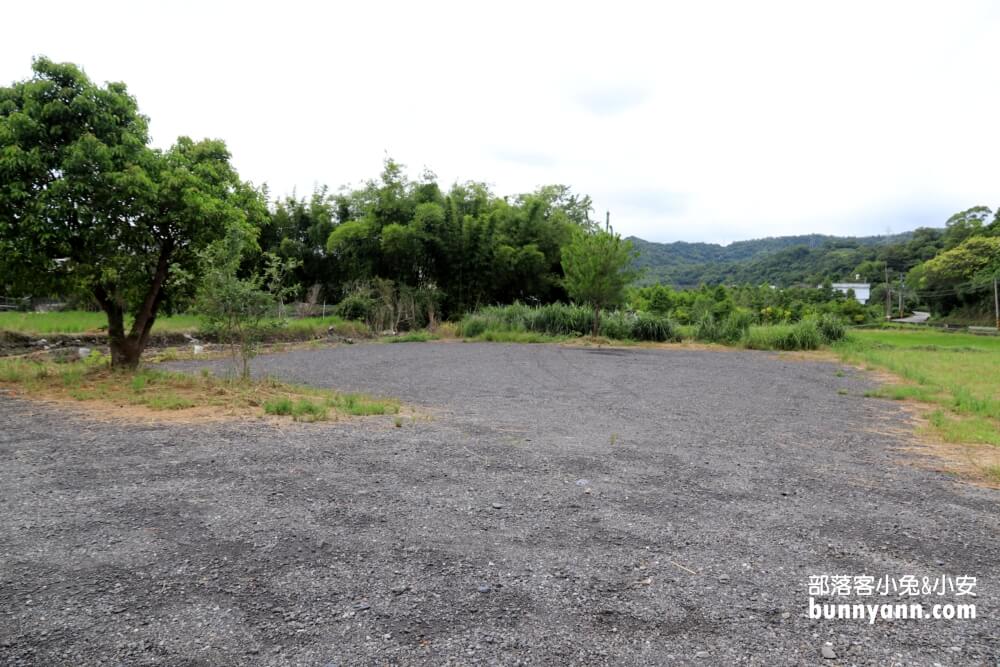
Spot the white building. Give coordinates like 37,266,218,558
830,282,870,304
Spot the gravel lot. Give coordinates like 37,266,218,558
2,342,998,665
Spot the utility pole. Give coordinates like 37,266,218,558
884,265,891,320
994,276,999,330
605,210,610,232
898,274,904,318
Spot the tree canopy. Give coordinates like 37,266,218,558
0,58,264,366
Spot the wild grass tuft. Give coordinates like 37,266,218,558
264,397,294,416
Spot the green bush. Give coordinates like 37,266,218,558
458,314,490,338
335,294,376,322
598,312,631,340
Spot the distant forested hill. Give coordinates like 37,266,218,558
630,232,916,286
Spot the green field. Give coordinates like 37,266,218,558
835,328,1000,449
0,310,364,339
0,311,201,334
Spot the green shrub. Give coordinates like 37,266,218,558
458,314,490,338
335,294,376,322
598,312,631,340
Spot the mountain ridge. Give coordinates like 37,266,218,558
628,231,918,287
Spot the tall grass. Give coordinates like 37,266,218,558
694,312,845,350
458,303,681,342
743,320,824,351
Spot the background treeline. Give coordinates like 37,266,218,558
258,165,999,324
255,161,593,322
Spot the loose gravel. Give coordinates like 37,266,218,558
1,342,997,665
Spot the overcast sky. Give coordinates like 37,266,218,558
3,0,998,244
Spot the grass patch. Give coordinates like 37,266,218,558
281,315,368,340
925,410,1000,447
476,330,568,344
0,355,399,422
863,385,940,402
385,331,438,343
263,396,294,415
291,398,328,422
146,393,198,411
329,392,397,416
835,329,1000,478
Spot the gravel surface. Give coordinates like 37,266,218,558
2,342,997,665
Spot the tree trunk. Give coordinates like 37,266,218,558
109,332,142,369
95,288,142,369
93,242,172,370
592,305,601,338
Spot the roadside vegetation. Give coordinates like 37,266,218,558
0,353,397,422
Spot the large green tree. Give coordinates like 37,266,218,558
0,58,264,367
907,235,1000,314
561,228,640,336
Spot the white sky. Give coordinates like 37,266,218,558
3,0,998,243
